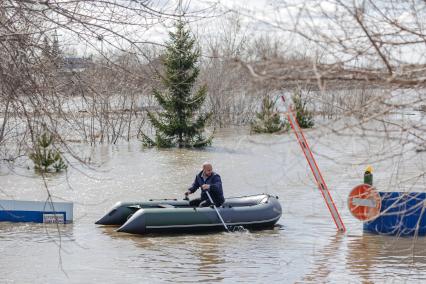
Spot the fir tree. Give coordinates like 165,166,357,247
41,34,61,68
292,91,314,129
51,32,61,68
142,21,212,148
251,96,287,134
41,37,51,60
29,132,67,173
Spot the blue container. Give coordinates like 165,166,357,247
363,192,426,236
0,200,73,224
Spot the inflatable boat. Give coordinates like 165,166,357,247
96,194,282,234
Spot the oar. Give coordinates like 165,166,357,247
205,190,229,232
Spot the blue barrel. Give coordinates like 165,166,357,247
363,192,426,236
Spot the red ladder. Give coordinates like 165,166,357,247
281,95,345,231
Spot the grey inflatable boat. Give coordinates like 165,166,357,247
96,194,282,234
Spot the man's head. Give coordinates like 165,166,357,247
202,162,213,177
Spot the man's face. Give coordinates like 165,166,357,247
203,165,213,177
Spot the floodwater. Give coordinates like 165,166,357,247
0,124,426,283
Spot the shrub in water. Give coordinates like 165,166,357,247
251,96,288,134
29,132,67,173
292,91,314,129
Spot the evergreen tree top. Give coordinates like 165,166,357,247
141,20,212,148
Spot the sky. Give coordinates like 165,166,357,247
54,0,425,65
59,0,278,56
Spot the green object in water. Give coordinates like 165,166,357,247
364,165,373,185
364,172,373,185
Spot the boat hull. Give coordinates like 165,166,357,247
95,199,188,225
116,194,282,234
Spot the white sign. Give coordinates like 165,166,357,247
43,213,65,224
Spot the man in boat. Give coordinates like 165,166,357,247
185,162,225,207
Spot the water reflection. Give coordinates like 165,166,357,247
100,225,156,248
346,234,380,283
346,233,426,282
299,232,345,283
100,226,226,282
0,222,74,243
195,236,225,282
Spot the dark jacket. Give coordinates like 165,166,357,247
188,171,225,206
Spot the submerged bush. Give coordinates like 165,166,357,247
292,91,314,129
251,96,288,134
29,132,67,173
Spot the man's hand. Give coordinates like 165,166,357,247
201,184,210,190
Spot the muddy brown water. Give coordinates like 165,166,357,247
0,126,425,283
